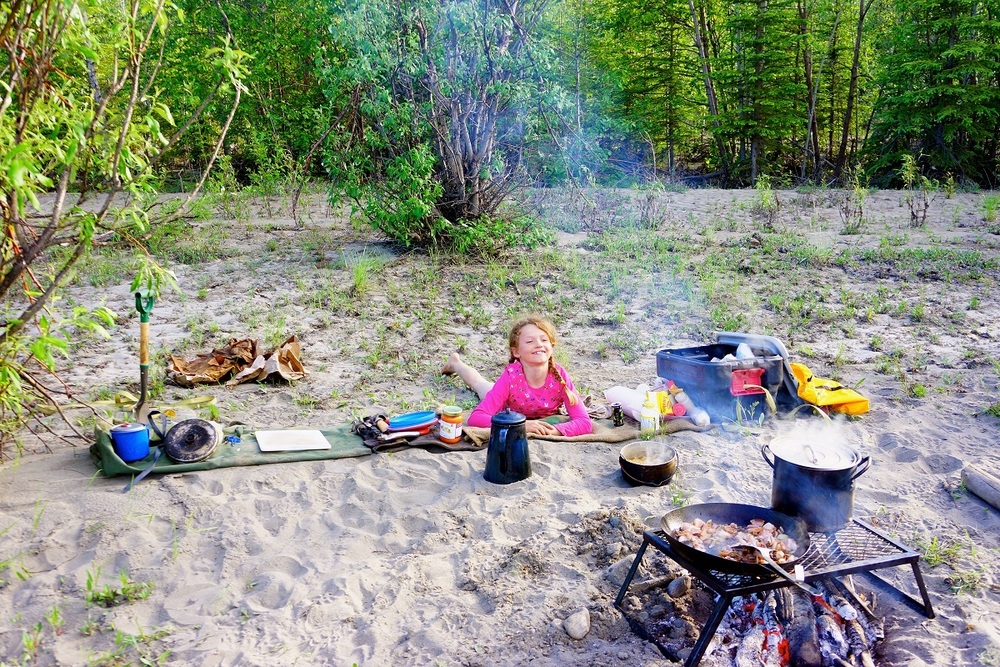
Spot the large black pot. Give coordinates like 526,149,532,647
762,436,871,532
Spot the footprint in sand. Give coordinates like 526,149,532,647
246,556,310,610
251,478,288,498
922,453,963,473
877,433,905,451
188,478,225,496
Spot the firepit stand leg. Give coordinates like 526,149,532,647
683,593,733,667
859,563,936,619
615,539,650,607
909,559,935,618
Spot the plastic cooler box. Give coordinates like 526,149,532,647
655,343,786,423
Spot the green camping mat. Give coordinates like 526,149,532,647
90,425,372,478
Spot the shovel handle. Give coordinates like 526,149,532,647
135,292,154,321
139,322,150,365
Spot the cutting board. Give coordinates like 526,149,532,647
255,429,331,452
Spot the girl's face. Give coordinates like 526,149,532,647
511,323,553,366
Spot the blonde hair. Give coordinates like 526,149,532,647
507,315,579,407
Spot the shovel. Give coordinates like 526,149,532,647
134,291,155,423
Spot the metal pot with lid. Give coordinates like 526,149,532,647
762,435,871,532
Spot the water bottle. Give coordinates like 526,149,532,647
673,388,711,426
639,393,659,439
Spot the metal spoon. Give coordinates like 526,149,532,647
734,543,823,598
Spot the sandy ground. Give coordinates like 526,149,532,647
1,186,998,666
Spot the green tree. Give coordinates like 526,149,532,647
0,0,246,455
713,0,807,181
868,0,1000,186
573,0,705,179
163,0,335,186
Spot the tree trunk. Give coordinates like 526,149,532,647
834,0,874,181
798,0,824,183
689,0,730,175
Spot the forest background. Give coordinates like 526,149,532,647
2,0,999,449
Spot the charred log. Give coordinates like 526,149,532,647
776,587,823,667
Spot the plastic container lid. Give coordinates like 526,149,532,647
491,409,525,426
111,423,147,434
769,436,860,470
388,410,438,430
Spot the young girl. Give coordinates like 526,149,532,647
441,316,593,437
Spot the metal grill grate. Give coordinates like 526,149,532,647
615,518,934,667
800,520,912,569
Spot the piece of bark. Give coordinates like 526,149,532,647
962,465,1000,511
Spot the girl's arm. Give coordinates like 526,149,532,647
554,369,593,437
467,370,512,428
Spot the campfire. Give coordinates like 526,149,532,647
690,578,884,667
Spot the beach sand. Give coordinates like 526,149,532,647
1,187,998,665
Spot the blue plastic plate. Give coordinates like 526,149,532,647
388,410,438,431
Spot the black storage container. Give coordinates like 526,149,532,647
656,343,786,423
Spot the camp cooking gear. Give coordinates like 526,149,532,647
110,423,150,462
715,331,803,412
656,343,783,423
387,410,438,432
484,409,531,484
619,440,677,487
159,419,222,463
659,502,810,576
619,517,934,667
763,436,871,532
730,543,824,598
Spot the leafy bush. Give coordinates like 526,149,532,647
0,0,245,456
322,0,555,253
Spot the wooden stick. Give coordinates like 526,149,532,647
962,465,1000,512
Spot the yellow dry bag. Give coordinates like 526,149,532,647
790,363,870,415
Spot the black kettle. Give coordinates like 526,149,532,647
484,409,531,484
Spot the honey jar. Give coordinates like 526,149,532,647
439,405,464,444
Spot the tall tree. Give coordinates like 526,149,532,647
869,0,1000,185
833,0,878,179
577,0,704,177
713,0,807,181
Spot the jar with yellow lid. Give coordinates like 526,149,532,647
439,406,464,444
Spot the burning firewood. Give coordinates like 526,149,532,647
775,587,822,666
693,579,883,667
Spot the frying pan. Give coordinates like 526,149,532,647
659,502,810,576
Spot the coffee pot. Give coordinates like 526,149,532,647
484,409,531,484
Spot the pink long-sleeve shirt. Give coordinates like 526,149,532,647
467,362,593,437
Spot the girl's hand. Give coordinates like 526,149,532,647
525,419,560,436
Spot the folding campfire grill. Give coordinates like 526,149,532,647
615,518,935,667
